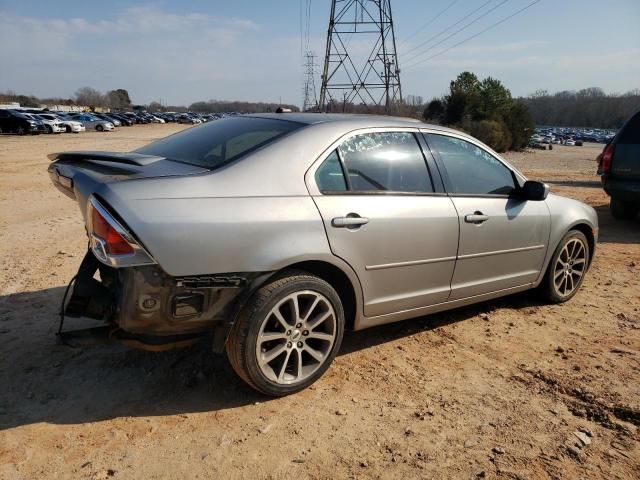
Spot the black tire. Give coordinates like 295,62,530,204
226,271,345,397
16,126,25,135
610,198,638,220
540,230,590,304
65,125,72,133
46,125,53,134
96,124,104,132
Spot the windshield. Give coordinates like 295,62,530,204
135,116,303,169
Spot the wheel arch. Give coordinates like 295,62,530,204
535,220,597,287
570,222,595,268
281,260,359,331
214,257,364,353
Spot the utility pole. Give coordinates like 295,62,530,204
302,51,319,112
319,0,402,113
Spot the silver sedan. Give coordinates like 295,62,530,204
49,114,597,396
69,113,114,132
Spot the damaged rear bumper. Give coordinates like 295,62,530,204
61,250,260,350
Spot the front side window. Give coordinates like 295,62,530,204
336,132,433,193
426,134,515,195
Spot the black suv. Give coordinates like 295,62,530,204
598,111,640,219
0,109,46,135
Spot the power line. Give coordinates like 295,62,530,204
299,0,304,56
403,0,542,71
300,0,312,54
403,0,510,65
401,0,494,57
398,0,460,48
305,0,312,50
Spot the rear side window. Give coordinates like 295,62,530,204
426,134,515,195
336,132,434,193
135,117,303,169
315,151,347,192
617,113,640,144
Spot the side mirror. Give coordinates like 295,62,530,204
520,180,549,201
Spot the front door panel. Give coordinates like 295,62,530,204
449,196,550,300
313,195,459,316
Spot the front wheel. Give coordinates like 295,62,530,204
226,271,345,396
96,124,104,132
540,230,590,303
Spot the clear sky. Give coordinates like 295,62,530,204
0,0,638,107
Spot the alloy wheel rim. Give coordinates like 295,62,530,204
255,290,336,385
553,238,587,297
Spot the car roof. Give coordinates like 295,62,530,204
247,112,460,135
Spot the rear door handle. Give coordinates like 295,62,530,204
464,212,489,224
332,215,369,229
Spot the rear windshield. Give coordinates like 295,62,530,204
135,116,303,169
617,113,640,144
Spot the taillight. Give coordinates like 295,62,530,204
91,207,134,255
87,196,155,267
600,143,615,174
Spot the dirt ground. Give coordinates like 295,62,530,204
0,125,638,480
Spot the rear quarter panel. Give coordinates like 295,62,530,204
102,192,332,277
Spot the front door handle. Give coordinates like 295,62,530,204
332,214,369,229
464,212,489,224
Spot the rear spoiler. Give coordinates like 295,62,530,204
48,151,166,166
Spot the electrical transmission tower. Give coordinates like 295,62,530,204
319,0,402,113
302,51,319,112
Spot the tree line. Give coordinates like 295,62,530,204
519,88,640,129
0,88,298,114
185,100,298,113
0,87,132,110
3,80,638,148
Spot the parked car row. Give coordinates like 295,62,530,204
0,108,227,135
532,126,616,145
529,134,582,148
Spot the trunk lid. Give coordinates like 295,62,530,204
48,151,208,215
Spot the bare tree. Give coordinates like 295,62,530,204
522,88,640,128
75,87,104,109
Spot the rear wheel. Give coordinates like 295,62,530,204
226,271,344,396
540,230,590,303
610,198,638,220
